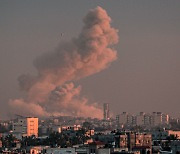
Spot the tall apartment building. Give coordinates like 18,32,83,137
144,114,151,126
151,112,169,126
127,114,136,126
136,112,145,126
116,115,120,128
103,103,110,120
152,112,162,126
119,112,128,125
117,112,169,128
162,114,169,125
116,112,135,127
13,117,38,137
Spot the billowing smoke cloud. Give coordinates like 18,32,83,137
9,6,119,119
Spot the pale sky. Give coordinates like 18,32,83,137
0,0,180,119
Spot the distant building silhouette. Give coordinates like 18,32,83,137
103,103,110,120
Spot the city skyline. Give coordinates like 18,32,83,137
0,1,180,119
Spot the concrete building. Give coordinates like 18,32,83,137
119,112,128,125
104,103,110,120
135,133,152,148
115,132,129,149
89,141,105,154
46,148,76,154
0,139,2,148
152,130,180,140
152,130,168,140
152,112,162,126
116,115,120,128
13,117,38,138
127,114,134,126
85,129,95,137
151,112,169,126
167,130,180,139
116,112,136,127
162,114,169,125
117,112,169,127
136,112,145,126
52,125,62,133
115,132,152,153
96,148,111,154
144,114,151,126
112,151,140,154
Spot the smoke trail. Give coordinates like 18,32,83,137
9,6,119,118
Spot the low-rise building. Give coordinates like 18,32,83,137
167,130,180,139
115,132,152,153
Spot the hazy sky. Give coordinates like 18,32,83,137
0,0,180,119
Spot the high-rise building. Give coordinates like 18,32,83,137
162,114,169,125
103,103,110,120
150,112,169,126
119,112,128,125
117,112,134,126
13,117,38,137
127,114,134,126
116,115,120,128
144,114,151,126
136,112,145,126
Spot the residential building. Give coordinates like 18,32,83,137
136,112,145,126
151,112,169,126
115,131,152,153
104,103,110,120
119,112,128,125
13,117,38,138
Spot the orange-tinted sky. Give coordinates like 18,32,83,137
0,0,180,119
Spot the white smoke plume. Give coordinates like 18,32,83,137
9,6,119,119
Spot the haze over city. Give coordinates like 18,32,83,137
0,1,180,119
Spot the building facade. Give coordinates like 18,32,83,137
13,117,38,137
103,103,110,120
